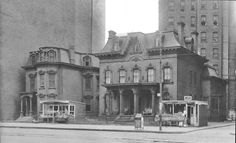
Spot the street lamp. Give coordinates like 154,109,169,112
158,35,163,131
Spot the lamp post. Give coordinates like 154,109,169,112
159,39,163,131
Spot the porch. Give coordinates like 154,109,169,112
103,82,161,116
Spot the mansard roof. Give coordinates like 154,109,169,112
95,30,185,58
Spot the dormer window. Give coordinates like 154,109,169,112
31,54,36,65
48,50,56,62
113,42,119,51
83,56,91,67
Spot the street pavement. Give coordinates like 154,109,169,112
0,123,235,143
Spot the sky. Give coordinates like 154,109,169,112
105,0,159,39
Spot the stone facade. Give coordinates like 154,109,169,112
18,47,99,122
0,0,105,120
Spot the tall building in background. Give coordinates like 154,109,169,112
159,0,236,117
0,0,105,121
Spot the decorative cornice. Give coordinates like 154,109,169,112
22,62,99,72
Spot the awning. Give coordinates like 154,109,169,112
40,100,69,104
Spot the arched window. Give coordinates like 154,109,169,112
83,56,92,66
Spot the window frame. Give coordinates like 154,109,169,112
201,15,207,26
83,56,92,67
163,66,172,83
213,48,219,59
133,69,140,83
119,69,126,83
105,70,111,84
147,68,155,82
201,32,207,42
212,32,219,42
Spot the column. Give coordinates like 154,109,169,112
151,89,155,115
29,96,32,116
132,88,138,114
25,98,28,116
119,89,123,115
20,97,23,117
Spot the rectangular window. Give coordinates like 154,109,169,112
180,0,185,11
30,77,35,91
147,68,154,82
212,32,218,42
168,1,175,11
105,71,111,84
163,67,171,82
200,48,206,57
213,1,219,9
191,16,196,27
85,77,92,90
39,74,45,88
213,15,218,26
201,15,206,26
133,69,140,83
213,48,219,59
168,17,174,26
191,0,196,11
201,0,207,10
201,32,207,42
119,70,126,83
48,73,56,88
69,105,75,116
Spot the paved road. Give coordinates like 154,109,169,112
0,125,235,143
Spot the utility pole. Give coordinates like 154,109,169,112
159,37,163,131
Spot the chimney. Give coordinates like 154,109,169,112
177,22,185,46
108,30,116,39
69,45,75,64
191,31,199,53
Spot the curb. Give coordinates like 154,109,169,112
0,123,234,134
0,125,186,134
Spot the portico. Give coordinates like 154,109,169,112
103,83,160,115
19,92,36,117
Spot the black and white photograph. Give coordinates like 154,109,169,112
0,0,235,142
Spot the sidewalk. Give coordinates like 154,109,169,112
0,121,234,134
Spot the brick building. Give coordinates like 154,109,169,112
0,0,105,121
17,47,99,122
95,27,196,114
159,0,236,119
